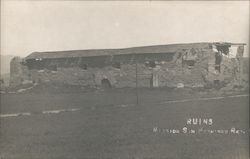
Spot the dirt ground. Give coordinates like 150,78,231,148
0,88,249,159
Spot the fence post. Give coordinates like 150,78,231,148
135,62,139,105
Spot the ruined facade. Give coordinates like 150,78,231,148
10,42,246,88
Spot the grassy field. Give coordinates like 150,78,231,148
0,88,249,159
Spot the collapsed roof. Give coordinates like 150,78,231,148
25,42,246,60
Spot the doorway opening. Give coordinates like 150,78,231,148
215,52,222,73
101,78,111,88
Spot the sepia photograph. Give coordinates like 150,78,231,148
0,1,249,158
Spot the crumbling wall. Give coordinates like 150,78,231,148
155,48,209,87
20,53,207,88
205,44,246,87
10,45,246,89
24,65,143,88
10,57,31,87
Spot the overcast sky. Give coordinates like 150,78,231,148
1,1,249,57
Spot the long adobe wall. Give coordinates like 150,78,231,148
9,46,245,88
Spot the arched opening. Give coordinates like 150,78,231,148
101,78,111,88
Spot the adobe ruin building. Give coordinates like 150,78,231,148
10,42,247,89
